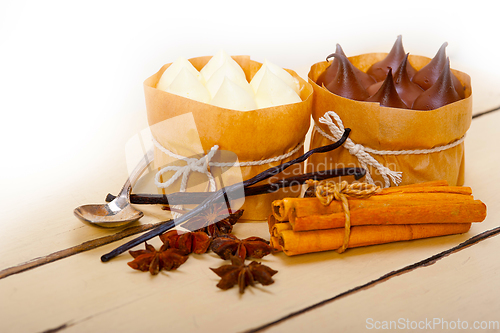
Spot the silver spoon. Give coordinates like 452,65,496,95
74,148,155,228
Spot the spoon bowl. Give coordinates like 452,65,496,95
74,149,154,228
74,203,144,228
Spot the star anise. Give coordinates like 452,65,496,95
211,234,272,260
128,242,189,275
185,203,244,237
210,256,278,294
159,230,211,255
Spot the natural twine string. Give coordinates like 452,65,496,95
306,180,380,253
152,137,304,218
315,111,466,188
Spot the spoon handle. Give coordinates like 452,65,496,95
116,148,155,199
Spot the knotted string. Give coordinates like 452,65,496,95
153,141,218,192
316,111,402,188
153,139,219,218
315,110,466,188
152,137,304,218
306,180,380,253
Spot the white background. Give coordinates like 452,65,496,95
1,0,499,201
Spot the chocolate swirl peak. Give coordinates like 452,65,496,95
412,42,465,98
393,54,424,107
412,58,461,111
325,53,370,101
366,35,416,81
316,44,346,87
366,68,408,108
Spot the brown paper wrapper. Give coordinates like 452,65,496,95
307,53,473,187
144,56,313,220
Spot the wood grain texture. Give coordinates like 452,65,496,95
260,226,500,333
0,222,481,333
0,106,499,333
250,225,500,332
0,220,172,280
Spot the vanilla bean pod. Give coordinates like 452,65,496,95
104,167,365,205
101,129,350,262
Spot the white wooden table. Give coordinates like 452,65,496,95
1,100,499,332
2,2,500,331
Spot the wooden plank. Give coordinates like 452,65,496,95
0,76,499,333
259,226,500,333
0,221,487,333
1,5,500,333
2,115,500,332
0,220,172,279
0,112,169,270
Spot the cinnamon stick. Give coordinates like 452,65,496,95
378,184,471,196
274,191,474,221
288,200,485,231
267,181,486,256
380,180,449,189
268,215,290,252
274,223,472,256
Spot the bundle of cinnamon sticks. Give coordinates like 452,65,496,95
269,181,487,256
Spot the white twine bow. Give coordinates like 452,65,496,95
153,140,218,192
151,136,305,217
317,111,403,188
152,138,219,218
